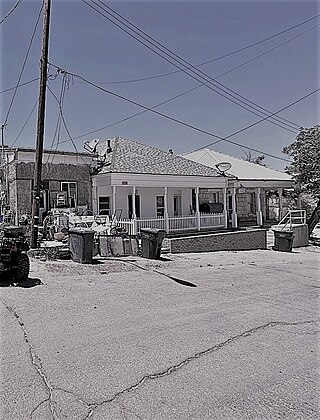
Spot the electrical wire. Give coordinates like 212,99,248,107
92,0,317,133
0,0,24,25
93,15,320,86
2,1,43,126
44,75,67,167
11,98,39,148
82,0,314,135
47,84,91,168
0,77,39,94
49,64,319,162
85,24,319,133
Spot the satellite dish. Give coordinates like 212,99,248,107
215,162,232,175
84,138,99,153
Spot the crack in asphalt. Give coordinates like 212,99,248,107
3,296,318,420
2,302,58,420
30,398,50,419
83,318,318,418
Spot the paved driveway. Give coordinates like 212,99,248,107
1,246,319,419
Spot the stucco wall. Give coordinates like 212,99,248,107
8,161,92,218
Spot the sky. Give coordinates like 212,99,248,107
1,0,319,171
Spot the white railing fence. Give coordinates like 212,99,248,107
137,217,166,231
200,213,225,228
278,209,307,230
169,215,198,231
118,213,226,235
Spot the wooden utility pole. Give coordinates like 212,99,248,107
1,124,7,215
30,0,51,248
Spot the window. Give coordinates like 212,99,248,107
61,182,77,207
156,195,164,217
98,196,110,215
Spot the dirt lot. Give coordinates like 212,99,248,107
1,246,319,419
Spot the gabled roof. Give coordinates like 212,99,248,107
96,137,221,177
182,148,292,181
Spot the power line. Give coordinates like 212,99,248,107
45,75,68,166
87,24,319,132
0,0,24,25
2,1,43,126
193,88,319,152
0,77,39,94
11,98,39,148
82,0,311,135
93,14,320,86
47,84,91,168
50,65,319,162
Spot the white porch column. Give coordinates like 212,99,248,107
112,185,116,216
223,186,228,228
256,187,263,226
164,186,169,233
195,187,201,231
231,187,238,228
278,188,283,221
132,185,136,218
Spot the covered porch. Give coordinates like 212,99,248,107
92,172,230,235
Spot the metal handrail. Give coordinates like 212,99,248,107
278,209,306,230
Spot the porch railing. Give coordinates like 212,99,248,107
137,217,166,231
200,213,225,229
277,209,307,230
169,215,197,231
118,213,225,235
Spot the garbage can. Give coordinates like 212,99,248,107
272,230,294,252
69,228,95,263
140,228,166,259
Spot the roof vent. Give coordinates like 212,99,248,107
169,149,173,155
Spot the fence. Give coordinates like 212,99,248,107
117,213,225,235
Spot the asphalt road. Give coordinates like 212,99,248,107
1,246,319,420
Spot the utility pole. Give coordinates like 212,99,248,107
30,0,51,248
1,124,7,216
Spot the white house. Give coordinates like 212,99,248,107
183,148,294,227
91,137,232,234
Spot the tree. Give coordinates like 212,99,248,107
283,125,320,235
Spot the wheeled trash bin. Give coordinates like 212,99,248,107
140,228,166,259
272,230,294,252
69,228,95,263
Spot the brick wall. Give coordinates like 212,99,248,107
168,229,267,254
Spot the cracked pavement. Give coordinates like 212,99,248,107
0,247,319,419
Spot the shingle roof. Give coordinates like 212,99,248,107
96,137,221,177
183,148,292,181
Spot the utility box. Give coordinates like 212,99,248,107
69,228,94,263
140,228,166,259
